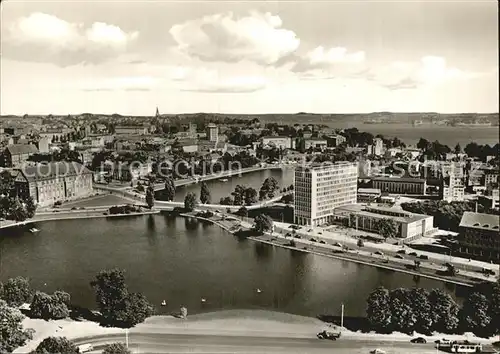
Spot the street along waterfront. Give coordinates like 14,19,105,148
0,213,466,318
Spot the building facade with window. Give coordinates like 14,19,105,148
457,212,500,261
294,162,358,227
13,162,93,207
372,177,427,195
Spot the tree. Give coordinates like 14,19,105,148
460,292,492,336
244,187,258,205
163,176,176,201
454,143,462,155
30,291,70,320
90,269,129,322
410,288,433,334
219,196,233,205
417,138,430,151
103,343,131,354
376,218,399,239
145,185,155,209
428,289,459,333
90,269,154,326
231,185,245,205
389,288,417,333
254,214,273,234
32,336,78,354
236,206,248,217
25,196,37,218
121,292,155,326
366,287,392,332
184,193,198,212
0,300,34,353
200,182,211,204
1,276,33,307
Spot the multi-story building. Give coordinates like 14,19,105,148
189,123,197,138
304,138,328,151
294,162,358,227
207,123,219,142
457,212,499,261
357,188,381,203
1,144,39,167
367,138,384,156
440,163,465,201
372,177,427,195
13,162,93,207
260,136,292,150
115,126,148,135
482,167,499,187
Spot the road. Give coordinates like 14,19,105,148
75,333,449,354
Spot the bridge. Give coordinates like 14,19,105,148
152,164,291,191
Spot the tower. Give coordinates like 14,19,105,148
155,107,160,119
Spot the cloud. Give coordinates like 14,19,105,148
3,12,138,66
169,11,300,65
367,56,480,90
288,46,366,80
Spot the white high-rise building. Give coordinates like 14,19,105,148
294,162,358,227
207,123,218,142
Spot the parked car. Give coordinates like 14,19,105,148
319,240,326,244
410,337,427,344
374,251,384,256
419,255,429,260
285,233,292,237
334,242,343,247
318,232,323,235
370,349,386,354
395,254,404,259
310,238,317,242
397,249,406,254
408,252,418,256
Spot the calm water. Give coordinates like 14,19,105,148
172,169,295,203
341,124,498,147
0,214,461,318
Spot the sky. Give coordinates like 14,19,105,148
0,0,498,115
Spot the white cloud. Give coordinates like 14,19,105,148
3,12,139,66
169,11,300,65
370,56,480,90
289,46,366,79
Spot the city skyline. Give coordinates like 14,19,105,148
1,0,498,115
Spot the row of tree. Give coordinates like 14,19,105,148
366,282,500,337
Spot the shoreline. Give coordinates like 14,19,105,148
0,210,160,229
183,213,480,287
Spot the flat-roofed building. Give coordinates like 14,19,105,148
260,136,291,149
304,138,328,151
333,204,435,240
372,176,427,195
294,162,358,227
457,212,500,261
13,162,93,207
207,123,218,142
357,188,381,203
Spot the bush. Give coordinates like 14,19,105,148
103,343,131,354
32,336,78,354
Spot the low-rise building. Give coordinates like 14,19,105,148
304,138,327,151
327,134,346,147
260,136,292,149
357,188,381,203
333,204,436,240
457,212,499,261
14,162,93,207
113,162,152,182
372,176,427,195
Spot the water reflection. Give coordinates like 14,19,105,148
254,242,272,259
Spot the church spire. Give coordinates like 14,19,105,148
155,106,160,118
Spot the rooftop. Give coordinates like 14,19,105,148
372,176,426,183
459,211,499,231
6,144,38,155
17,162,92,182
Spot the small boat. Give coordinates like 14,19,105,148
161,300,167,306
201,298,206,303
29,228,40,233
256,289,262,293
